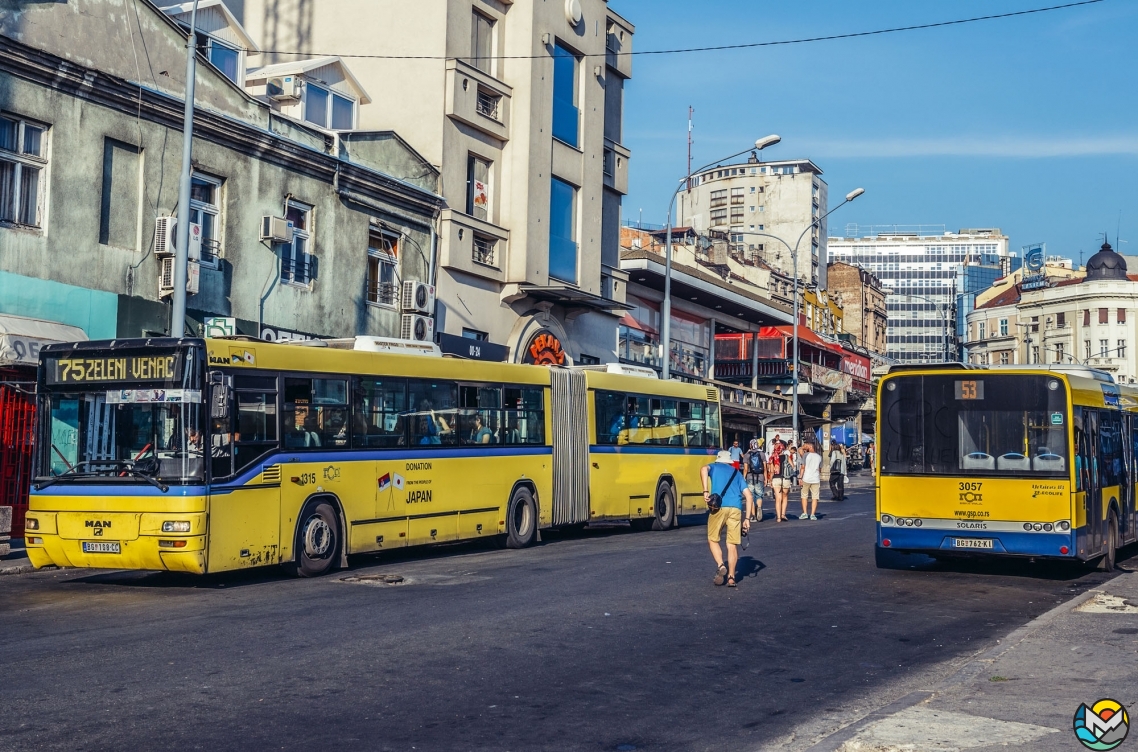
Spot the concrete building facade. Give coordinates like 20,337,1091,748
238,0,635,365
0,0,441,344
827,261,887,354
672,157,828,285
827,227,1012,363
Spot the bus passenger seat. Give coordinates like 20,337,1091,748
961,452,995,470
1033,453,1066,472
996,453,1031,471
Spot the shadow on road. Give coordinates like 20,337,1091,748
876,542,1137,581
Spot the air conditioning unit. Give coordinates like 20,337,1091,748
154,217,202,260
260,215,294,244
401,280,435,314
158,258,200,298
401,314,435,342
266,75,302,102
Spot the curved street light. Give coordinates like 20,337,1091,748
661,136,781,380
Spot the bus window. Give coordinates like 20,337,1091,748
407,381,458,446
230,389,277,477
352,377,406,448
282,378,349,449
1098,411,1124,488
594,390,625,445
504,386,544,444
458,385,501,445
650,398,681,445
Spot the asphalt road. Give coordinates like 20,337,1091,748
0,474,1127,752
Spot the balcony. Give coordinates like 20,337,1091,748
603,139,630,195
605,14,634,80
445,59,511,142
438,209,509,282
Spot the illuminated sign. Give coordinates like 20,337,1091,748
46,354,182,385
524,332,566,366
955,379,984,400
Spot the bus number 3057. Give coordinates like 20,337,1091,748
958,482,983,491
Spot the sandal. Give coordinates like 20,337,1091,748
713,564,728,586
727,577,737,588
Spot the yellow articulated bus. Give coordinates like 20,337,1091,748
25,336,719,576
876,364,1138,571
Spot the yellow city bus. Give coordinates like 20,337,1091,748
876,364,1138,571
24,337,720,576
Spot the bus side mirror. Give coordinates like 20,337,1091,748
209,372,231,420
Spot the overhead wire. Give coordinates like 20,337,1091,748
239,0,1104,60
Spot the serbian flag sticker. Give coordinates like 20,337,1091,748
378,473,391,491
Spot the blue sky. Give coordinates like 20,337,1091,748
614,0,1138,265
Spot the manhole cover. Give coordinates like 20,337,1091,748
340,573,405,586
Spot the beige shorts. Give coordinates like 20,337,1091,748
771,478,792,489
801,482,821,500
707,507,743,545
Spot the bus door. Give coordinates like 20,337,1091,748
1123,414,1136,544
206,374,282,571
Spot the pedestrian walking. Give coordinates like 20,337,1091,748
771,440,797,522
798,441,823,520
701,450,754,588
743,438,768,521
728,438,744,466
829,443,847,501
865,441,876,475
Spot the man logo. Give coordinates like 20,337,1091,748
1074,699,1129,750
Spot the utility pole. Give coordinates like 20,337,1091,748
686,106,693,191
170,0,201,338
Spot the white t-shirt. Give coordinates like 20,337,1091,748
801,452,823,484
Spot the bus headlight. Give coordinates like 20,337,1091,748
881,514,894,525
1023,523,1033,531
25,518,39,531
1043,523,1053,532
1058,521,1071,532
162,521,191,533
913,519,923,527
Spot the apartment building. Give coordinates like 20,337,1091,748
827,261,887,354
239,0,635,364
672,157,828,285
827,227,1012,363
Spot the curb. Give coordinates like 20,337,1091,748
0,562,55,576
797,577,1111,752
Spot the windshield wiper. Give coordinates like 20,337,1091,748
33,459,169,493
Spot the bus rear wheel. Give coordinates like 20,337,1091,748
1100,512,1119,572
651,481,676,531
505,486,537,549
289,500,341,578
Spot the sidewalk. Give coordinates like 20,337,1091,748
0,538,38,576
796,570,1138,751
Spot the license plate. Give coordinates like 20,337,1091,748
82,541,121,554
954,538,994,549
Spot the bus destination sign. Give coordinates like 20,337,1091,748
46,354,183,385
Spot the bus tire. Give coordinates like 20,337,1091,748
651,481,677,531
505,486,537,549
1101,512,1119,573
290,500,341,578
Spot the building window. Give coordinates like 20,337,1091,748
208,39,240,83
999,351,1008,365
466,154,491,221
1031,346,1039,364
578,353,601,365
1085,340,1092,360
730,208,744,224
549,177,577,283
366,229,397,307
552,43,579,147
1055,343,1064,362
1084,309,1090,327
476,88,501,120
603,148,615,177
472,234,496,266
1100,339,1109,357
471,10,495,74
189,174,222,267
709,189,727,208
1057,311,1065,328
730,187,744,204
1119,308,1127,324
999,318,1008,336
709,208,727,226
0,114,47,228
1119,339,1127,359
1099,308,1108,324
978,322,986,340
281,201,313,286
304,83,355,130
462,328,489,340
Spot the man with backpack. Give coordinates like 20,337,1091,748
701,449,755,588
743,439,767,521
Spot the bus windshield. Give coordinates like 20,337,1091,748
880,373,1069,478
38,347,205,485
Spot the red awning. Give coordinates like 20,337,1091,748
619,312,658,335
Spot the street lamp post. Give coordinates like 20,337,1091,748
661,135,782,380
170,0,202,338
736,188,864,443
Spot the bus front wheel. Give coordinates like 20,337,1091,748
1100,512,1119,572
505,486,537,549
651,481,676,531
289,500,341,578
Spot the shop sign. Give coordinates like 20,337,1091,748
203,317,236,338
524,331,567,366
260,326,323,342
437,333,509,362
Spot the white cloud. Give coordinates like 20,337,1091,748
798,134,1138,159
